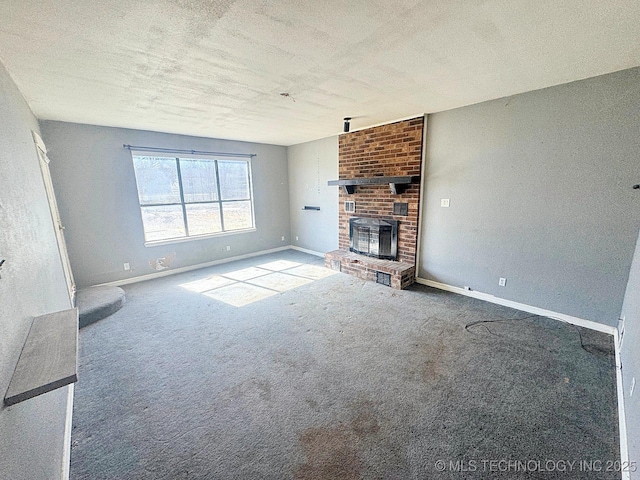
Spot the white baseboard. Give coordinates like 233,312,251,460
614,335,631,480
414,277,616,335
61,383,74,480
97,246,292,287
415,276,628,474
289,245,326,258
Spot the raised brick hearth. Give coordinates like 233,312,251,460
325,250,416,290
326,116,424,289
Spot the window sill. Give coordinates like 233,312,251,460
144,228,257,247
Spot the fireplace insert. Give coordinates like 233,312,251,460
349,217,398,260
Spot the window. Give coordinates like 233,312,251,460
131,154,255,243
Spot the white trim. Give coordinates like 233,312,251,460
32,129,47,154
61,383,74,480
614,334,631,480
414,115,428,278
33,131,76,306
131,153,257,248
414,277,616,335
96,246,292,287
144,228,257,247
341,113,426,136
290,245,325,257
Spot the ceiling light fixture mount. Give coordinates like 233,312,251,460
343,117,351,133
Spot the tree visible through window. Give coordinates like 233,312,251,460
131,155,255,243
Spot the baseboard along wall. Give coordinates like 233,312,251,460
289,245,326,258
414,276,629,478
61,384,74,480
97,246,292,287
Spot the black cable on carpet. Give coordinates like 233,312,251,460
464,315,611,358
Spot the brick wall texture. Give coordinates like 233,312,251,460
338,116,424,265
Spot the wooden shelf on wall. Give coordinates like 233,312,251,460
4,308,78,406
328,175,420,194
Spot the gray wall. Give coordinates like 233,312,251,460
40,122,290,287
0,62,72,478
620,229,640,478
419,67,640,326
287,135,339,254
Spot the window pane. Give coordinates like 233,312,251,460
222,201,253,230
186,203,222,236
179,158,219,203
140,205,186,241
218,160,250,200
132,156,180,204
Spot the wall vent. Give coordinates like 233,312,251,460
344,201,355,213
376,271,391,287
393,202,408,216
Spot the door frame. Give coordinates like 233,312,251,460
32,131,76,305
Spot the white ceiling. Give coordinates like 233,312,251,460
1,0,639,146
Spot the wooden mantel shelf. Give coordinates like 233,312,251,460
327,175,419,194
4,308,78,406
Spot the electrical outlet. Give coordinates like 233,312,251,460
440,198,450,207
632,377,636,397
296,236,299,241
123,263,130,271
281,236,285,241
226,246,231,251
499,277,507,287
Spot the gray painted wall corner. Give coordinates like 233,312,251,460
620,228,640,478
287,135,339,254
0,61,72,479
418,67,640,327
40,121,291,287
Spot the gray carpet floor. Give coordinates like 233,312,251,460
70,250,620,479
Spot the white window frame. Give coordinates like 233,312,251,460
130,151,256,246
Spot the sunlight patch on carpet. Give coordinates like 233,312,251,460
285,264,338,280
247,272,313,292
178,261,336,307
202,283,277,307
256,260,302,271
180,275,235,293
221,266,272,281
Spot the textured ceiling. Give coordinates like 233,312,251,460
1,0,639,146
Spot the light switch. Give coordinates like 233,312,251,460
441,199,450,207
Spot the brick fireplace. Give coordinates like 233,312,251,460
325,117,424,289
